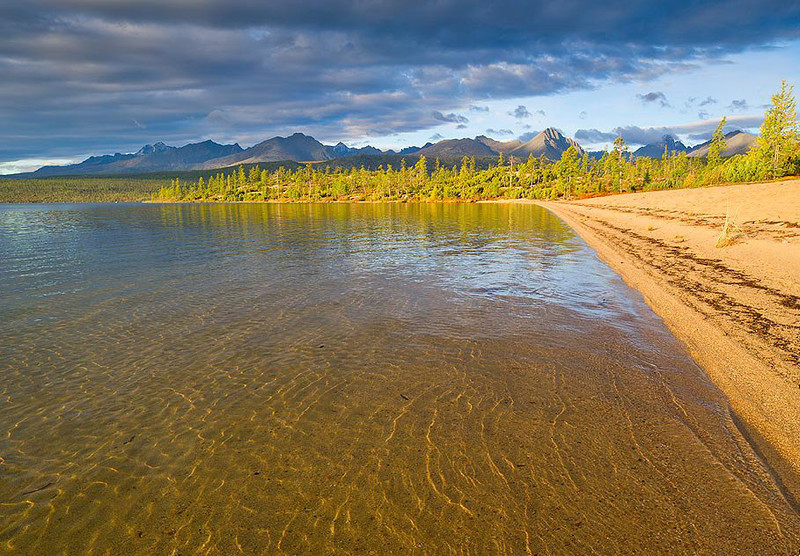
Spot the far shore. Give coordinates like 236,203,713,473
536,180,800,504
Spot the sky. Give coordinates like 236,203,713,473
2,1,800,174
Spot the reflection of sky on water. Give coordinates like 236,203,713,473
0,202,637,336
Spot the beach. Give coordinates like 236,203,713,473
539,179,800,500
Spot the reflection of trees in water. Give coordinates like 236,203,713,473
152,202,579,253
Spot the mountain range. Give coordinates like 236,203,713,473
17,128,757,178
29,140,244,177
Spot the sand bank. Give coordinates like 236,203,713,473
539,180,800,499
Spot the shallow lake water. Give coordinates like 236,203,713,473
0,202,798,554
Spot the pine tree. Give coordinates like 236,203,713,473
249,165,260,184
757,79,799,176
556,146,581,199
707,117,728,167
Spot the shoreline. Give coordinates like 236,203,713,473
536,180,800,503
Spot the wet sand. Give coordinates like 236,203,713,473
539,179,800,501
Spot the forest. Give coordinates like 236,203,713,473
0,176,167,203
152,82,799,203
3,83,797,204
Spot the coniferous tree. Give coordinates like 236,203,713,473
556,146,581,199
707,117,728,167
757,79,799,176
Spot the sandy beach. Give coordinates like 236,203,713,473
539,179,800,501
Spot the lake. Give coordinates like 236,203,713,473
1,202,798,554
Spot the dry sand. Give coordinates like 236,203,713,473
538,179,800,500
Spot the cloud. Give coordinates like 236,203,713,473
432,111,469,124
637,91,670,107
729,99,749,111
698,110,710,120
0,158,79,175
685,96,718,109
579,111,588,120
2,0,799,161
574,129,618,143
575,115,763,146
486,128,514,136
469,104,489,112
509,105,532,119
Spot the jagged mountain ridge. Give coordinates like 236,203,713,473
414,128,582,159
506,128,584,159
198,133,335,168
416,138,497,157
17,127,760,177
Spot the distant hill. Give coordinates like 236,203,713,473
507,128,584,159
416,138,497,157
633,135,689,159
687,130,757,158
475,136,522,153
200,133,337,167
25,140,243,177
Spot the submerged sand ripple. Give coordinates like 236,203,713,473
0,202,798,554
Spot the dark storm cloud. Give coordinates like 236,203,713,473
2,0,800,161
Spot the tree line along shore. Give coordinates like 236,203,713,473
150,81,799,203
1,81,797,204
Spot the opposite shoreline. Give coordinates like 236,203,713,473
535,180,800,504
